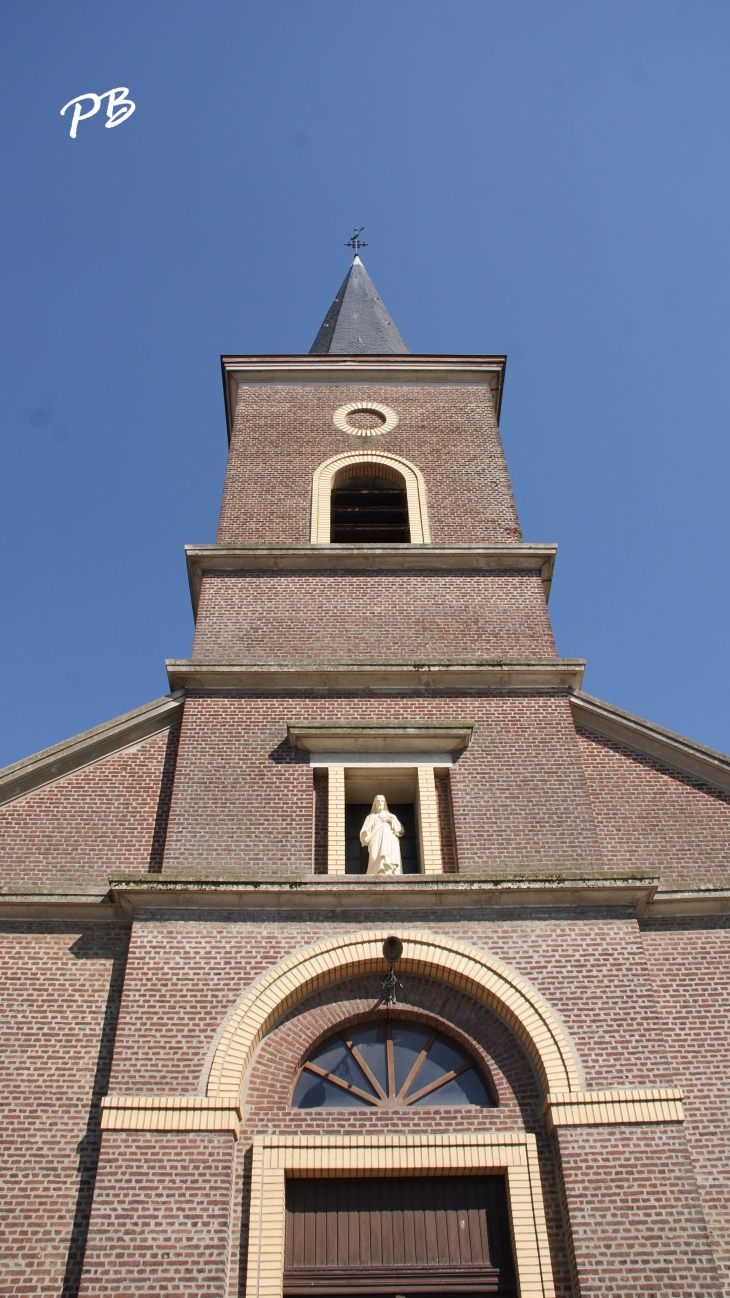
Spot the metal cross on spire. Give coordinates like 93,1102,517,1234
345,226,368,254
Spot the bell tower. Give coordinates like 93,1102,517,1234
162,251,595,880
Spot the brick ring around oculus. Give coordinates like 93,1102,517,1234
333,401,399,437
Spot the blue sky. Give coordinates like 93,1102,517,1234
1,0,729,766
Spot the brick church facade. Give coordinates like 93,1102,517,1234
2,255,729,1297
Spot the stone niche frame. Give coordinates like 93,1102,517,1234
323,763,445,875
245,1132,556,1298
288,721,473,877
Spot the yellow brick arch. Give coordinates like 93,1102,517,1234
206,928,583,1102
310,450,431,543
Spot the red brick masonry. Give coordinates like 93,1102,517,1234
218,384,522,545
0,727,178,889
162,693,604,876
192,571,556,662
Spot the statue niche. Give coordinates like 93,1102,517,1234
359,795,405,876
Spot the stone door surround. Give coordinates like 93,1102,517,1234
245,1133,555,1298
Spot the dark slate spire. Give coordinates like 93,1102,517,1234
310,256,410,355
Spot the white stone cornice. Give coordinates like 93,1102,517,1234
184,543,557,615
3,877,730,920
0,692,184,808
106,872,658,916
166,657,584,693
643,889,730,918
571,690,730,794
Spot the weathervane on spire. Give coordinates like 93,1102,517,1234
345,226,368,254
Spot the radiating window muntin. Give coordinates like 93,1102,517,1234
292,1019,493,1109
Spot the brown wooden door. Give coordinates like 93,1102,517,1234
284,1177,516,1295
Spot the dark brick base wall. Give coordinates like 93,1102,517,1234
77,1131,235,1298
556,1123,723,1296
0,922,129,1297
642,918,730,1295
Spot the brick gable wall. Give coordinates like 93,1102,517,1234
576,725,730,888
218,384,522,545
0,726,179,890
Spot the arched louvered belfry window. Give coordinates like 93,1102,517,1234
330,471,410,543
291,1019,493,1109
311,451,431,543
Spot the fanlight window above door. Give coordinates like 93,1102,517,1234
291,1019,493,1109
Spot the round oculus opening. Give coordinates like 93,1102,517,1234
345,408,387,431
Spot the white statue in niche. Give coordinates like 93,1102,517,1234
360,795,405,876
